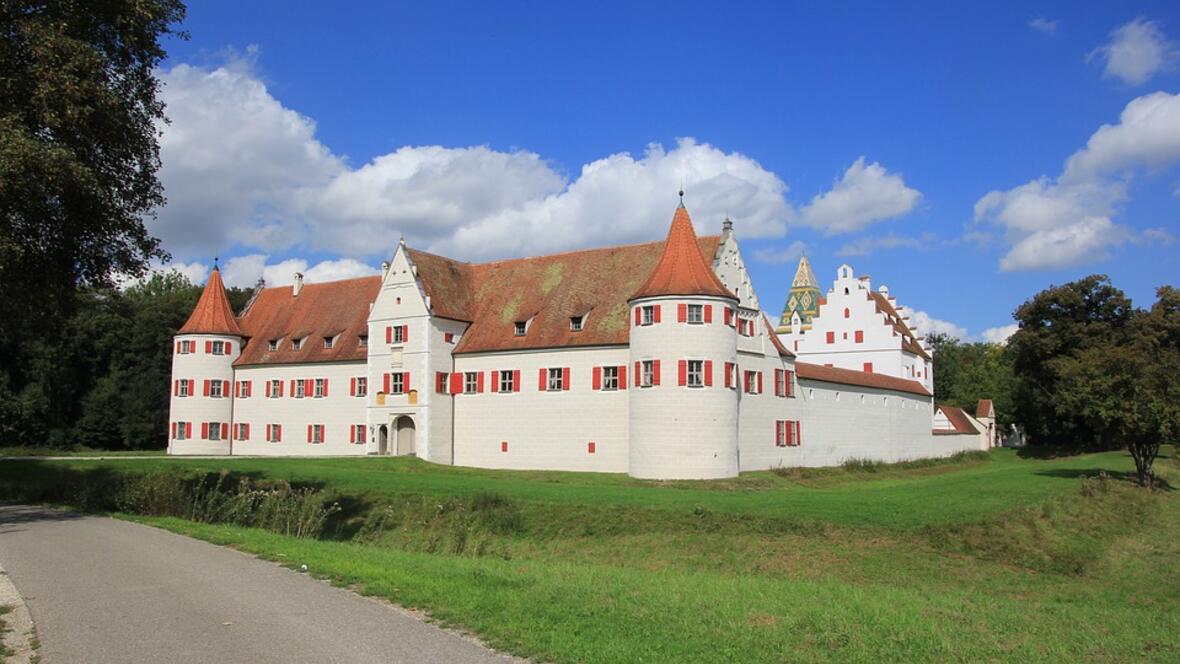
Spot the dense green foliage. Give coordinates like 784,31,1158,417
0,0,186,442
929,333,1016,428
2,449,1176,662
0,272,251,449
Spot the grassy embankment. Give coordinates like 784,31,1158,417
0,448,1177,662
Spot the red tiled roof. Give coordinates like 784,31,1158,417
795,361,931,396
934,404,980,435
869,291,930,360
178,267,243,336
976,399,994,418
234,276,381,366
631,205,737,302
407,249,476,322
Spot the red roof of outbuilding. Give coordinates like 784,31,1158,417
178,267,243,337
976,399,994,418
631,204,737,302
934,404,980,435
795,362,931,396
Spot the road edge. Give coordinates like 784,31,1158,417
0,562,37,663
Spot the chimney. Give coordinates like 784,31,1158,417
878,284,889,297
293,272,304,297
381,261,390,279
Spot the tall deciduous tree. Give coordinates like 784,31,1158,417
0,0,186,400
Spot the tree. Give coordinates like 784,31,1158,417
0,0,186,412
930,333,1016,430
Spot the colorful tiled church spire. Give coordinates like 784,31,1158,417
777,255,821,332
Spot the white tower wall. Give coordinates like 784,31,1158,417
168,333,239,455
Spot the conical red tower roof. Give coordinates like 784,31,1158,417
178,266,243,336
631,203,737,301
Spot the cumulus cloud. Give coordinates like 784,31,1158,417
909,310,967,341
1028,17,1059,34
975,91,1180,271
751,241,809,265
1141,226,1176,244
835,232,935,257
154,54,797,263
798,158,922,234
981,323,1019,344
1089,18,1177,85
218,255,377,288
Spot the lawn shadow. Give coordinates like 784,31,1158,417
1034,467,1175,491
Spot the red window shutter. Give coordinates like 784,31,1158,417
501,440,508,453
787,371,794,396
618,364,627,390
588,441,596,454
350,425,355,443
477,372,485,393
201,422,209,439
385,326,392,343
776,420,784,446
225,342,232,355
173,380,178,396
592,366,602,390
289,379,296,395
305,378,313,395
539,368,547,391
244,423,250,439
704,305,713,323
266,424,272,441
677,303,687,323
323,379,329,397
171,422,177,439
826,331,835,344
562,367,570,390
855,330,864,343
704,360,713,386
203,380,210,397
795,421,802,446
653,359,661,385
278,381,284,397
221,423,229,440
654,304,661,323
512,370,520,392
175,341,181,354
223,380,230,396
678,360,687,386
490,370,499,392
634,308,641,326
757,372,763,393
275,424,282,441
634,361,641,387
844,308,850,318
402,325,409,343
383,373,391,393
350,377,356,396
451,373,463,394
307,425,312,443
863,362,873,373
724,307,732,326
205,340,212,353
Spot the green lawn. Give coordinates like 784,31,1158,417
1,448,1177,662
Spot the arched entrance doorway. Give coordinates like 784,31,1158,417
377,424,389,455
395,416,416,456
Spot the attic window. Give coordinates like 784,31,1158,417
292,337,304,351
570,315,584,332
268,339,279,351
514,321,527,336
323,335,336,349
358,335,368,348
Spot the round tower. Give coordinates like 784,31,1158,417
628,200,740,479
169,265,243,455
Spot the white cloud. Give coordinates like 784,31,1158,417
981,323,1019,344
909,310,967,341
752,241,808,264
218,254,376,288
975,91,1180,271
167,261,211,285
835,233,934,257
1141,226,1176,244
1028,17,1059,34
1089,18,1178,85
154,54,796,263
798,157,921,234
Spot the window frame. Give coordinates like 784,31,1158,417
211,340,226,355
310,424,324,444
390,372,406,395
179,340,193,354
269,379,281,399
641,360,655,388
353,424,366,445
314,378,325,398
295,380,306,399
547,368,564,392
602,365,619,391
464,372,479,394
178,380,190,398
392,326,406,344
498,370,515,393
323,335,335,349
209,380,224,399
569,315,584,332
292,337,304,351
355,376,368,397
686,359,704,388
514,321,527,336
358,335,368,348
268,339,279,351
267,424,282,443
174,422,188,440
207,422,222,441
686,304,704,324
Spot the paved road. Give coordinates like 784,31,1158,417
0,505,523,663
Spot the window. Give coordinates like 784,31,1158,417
350,424,366,445
389,372,406,395
309,424,324,444
391,325,406,344
209,380,224,399
498,370,515,392
863,362,874,373
464,372,479,394
295,380,306,399
775,420,802,447
173,422,190,440
353,376,367,397
775,369,794,397
292,337,304,351
235,380,251,398
826,331,835,344
570,315,584,332
546,368,564,391
444,332,455,343
744,370,762,394
640,360,656,387
177,380,191,397
358,335,368,348
323,336,335,349
268,339,279,351
210,340,227,355
641,305,656,326
207,422,222,441
844,308,850,318
686,304,704,324
266,424,282,443
268,379,282,398
686,360,704,388
234,423,249,441
314,378,325,398
177,340,194,354
514,321,527,336
854,330,864,344
602,365,619,390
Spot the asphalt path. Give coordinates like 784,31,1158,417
0,505,524,663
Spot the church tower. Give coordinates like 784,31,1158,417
776,255,821,333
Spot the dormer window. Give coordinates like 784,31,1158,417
570,315,584,332
292,337,304,351
514,321,527,336
268,339,279,351
323,335,335,349
358,335,368,348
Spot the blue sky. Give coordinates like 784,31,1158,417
155,1,1179,341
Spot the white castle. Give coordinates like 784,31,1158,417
169,200,991,478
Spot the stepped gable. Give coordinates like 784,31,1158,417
178,266,244,336
795,361,930,397
234,276,381,366
869,291,929,359
448,236,720,354
934,404,980,435
631,203,738,302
